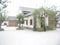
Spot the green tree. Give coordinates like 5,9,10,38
17,13,24,29
38,7,56,31
0,0,8,30
32,9,40,31
32,7,56,31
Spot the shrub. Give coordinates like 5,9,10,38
46,26,54,30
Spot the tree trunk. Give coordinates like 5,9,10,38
21,24,24,29
33,17,37,31
19,24,21,28
22,24,23,28
43,19,46,32
43,24,46,31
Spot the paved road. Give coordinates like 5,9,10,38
56,27,60,31
0,29,60,45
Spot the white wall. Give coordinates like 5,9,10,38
45,17,49,26
56,21,60,27
23,16,33,28
23,15,49,28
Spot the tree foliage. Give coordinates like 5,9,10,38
0,14,5,22
32,7,56,31
32,9,39,31
0,0,7,22
17,13,24,24
0,0,8,30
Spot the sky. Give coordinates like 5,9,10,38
6,0,60,16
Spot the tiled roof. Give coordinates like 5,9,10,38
20,7,35,16
7,16,17,21
20,7,35,12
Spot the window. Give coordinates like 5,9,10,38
26,20,28,25
30,19,32,25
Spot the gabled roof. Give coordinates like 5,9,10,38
20,7,35,12
20,7,35,16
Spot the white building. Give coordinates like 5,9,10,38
20,7,49,28
55,11,60,28
2,7,49,29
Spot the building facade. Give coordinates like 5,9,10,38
20,7,49,28
55,11,60,27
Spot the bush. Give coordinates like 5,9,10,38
35,28,43,32
33,26,54,32
46,26,54,30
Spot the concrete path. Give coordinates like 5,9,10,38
0,28,60,45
